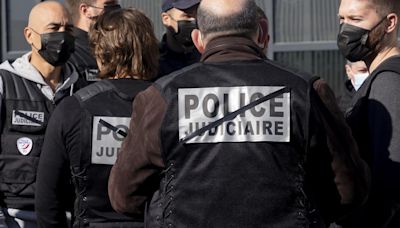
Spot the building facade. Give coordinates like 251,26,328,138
0,0,346,93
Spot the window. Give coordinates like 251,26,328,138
267,0,346,94
1,0,40,61
121,0,346,94
120,0,165,40
275,51,347,93
1,0,348,94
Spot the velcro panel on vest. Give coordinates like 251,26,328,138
0,155,38,194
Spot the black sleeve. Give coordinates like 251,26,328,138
306,95,343,223
109,86,166,216
36,96,82,228
368,72,400,196
307,79,369,223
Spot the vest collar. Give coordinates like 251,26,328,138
200,36,266,63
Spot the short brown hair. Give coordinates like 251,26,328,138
89,8,159,80
197,0,258,40
65,0,95,23
256,6,266,20
369,0,400,17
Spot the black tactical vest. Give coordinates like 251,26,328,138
147,60,325,228
0,70,55,209
70,79,150,228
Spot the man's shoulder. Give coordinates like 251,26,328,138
370,70,400,96
373,55,400,76
368,56,400,93
0,68,28,86
0,60,18,78
0,68,15,78
49,95,82,134
0,60,13,73
54,94,81,116
73,80,113,103
156,60,317,89
155,62,203,89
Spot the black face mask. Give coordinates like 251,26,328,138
337,17,387,62
173,20,197,50
34,31,75,66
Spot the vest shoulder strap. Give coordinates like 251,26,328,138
356,58,400,101
372,58,400,75
74,79,152,104
369,61,400,85
73,80,114,103
0,69,44,101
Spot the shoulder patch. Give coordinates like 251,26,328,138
16,137,33,155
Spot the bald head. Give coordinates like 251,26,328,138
201,0,247,17
197,0,258,41
28,1,71,32
24,1,74,66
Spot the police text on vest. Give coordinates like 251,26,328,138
178,86,290,143
91,116,130,165
12,110,44,127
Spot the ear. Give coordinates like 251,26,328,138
345,64,352,79
161,12,171,27
80,3,90,18
192,29,205,53
24,27,33,46
265,34,270,49
386,13,398,33
257,18,269,45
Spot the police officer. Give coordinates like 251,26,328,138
157,0,201,78
65,0,119,84
109,0,369,227
35,8,159,228
0,1,79,227
338,0,400,227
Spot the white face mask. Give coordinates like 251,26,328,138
352,72,369,91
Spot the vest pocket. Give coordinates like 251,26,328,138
1,133,43,157
0,155,38,195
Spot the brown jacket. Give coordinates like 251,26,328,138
108,36,370,221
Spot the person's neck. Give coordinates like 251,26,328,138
201,36,266,62
75,19,90,33
366,45,400,73
30,53,62,91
